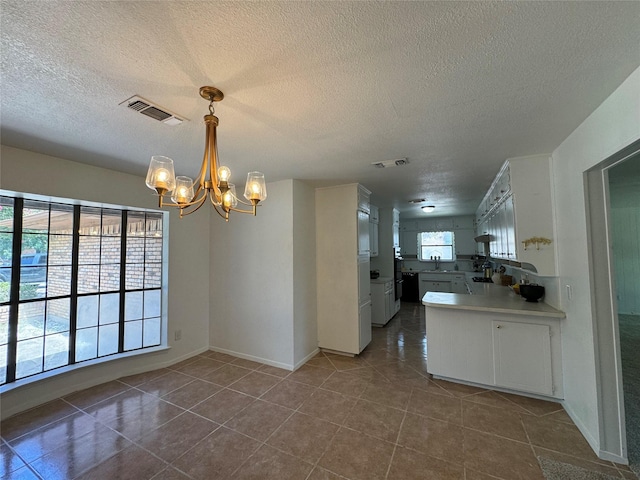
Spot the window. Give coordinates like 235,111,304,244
419,231,455,261
0,195,166,386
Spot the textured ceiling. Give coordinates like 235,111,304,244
1,1,639,217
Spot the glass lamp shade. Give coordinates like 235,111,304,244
222,183,238,208
146,156,176,193
218,166,231,183
171,176,194,205
244,172,267,202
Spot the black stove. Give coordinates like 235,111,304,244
472,277,493,283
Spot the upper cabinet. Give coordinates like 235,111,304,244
369,205,379,257
476,155,556,276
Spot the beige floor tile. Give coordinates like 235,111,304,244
318,428,394,480
320,371,371,397
190,388,254,424
135,371,195,397
496,391,563,416
431,379,489,398
199,350,236,363
161,378,222,408
260,379,317,409
288,364,335,386
172,427,260,480
225,400,293,441
408,388,462,425
227,371,282,397
328,355,369,371
148,466,192,480
344,399,405,443
359,348,400,366
387,446,464,479
73,444,165,480
172,357,226,378
0,399,78,441
137,411,218,462
305,356,339,370
360,380,412,410
1,464,40,480
306,466,344,480
200,364,252,386
462,401,529,442
542,408,575,424
463,428,544,480
63,380,131,410
232,444,313,480
462,390,530,413
522,414,603,462
299,389,357,425
267,412,339,463
463,468,505,480
373,362,423,382
0,441,27,477
230,357,264,370
397,412,463,463
118,368,172,387
257,364,292,377
103,399,184,441
83,388,159,424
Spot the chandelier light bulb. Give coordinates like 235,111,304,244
218,166,231,183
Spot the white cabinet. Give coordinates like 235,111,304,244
316,184,372,355
369,205,379,257
400,230,418,257
451,275,468,294
425,306,562,398
475,155,556,275
371,278,394,326
392,209,400,250
492,321,552,395
370,205,379,224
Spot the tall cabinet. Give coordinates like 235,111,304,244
316,184,372,355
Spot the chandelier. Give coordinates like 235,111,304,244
145,86,267,220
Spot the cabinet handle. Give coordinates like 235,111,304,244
496,325,502,329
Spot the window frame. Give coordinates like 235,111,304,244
417,230,456,262
0,191,169,389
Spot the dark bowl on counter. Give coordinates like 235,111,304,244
520,284,545,303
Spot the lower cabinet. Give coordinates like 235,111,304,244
425,307,561,398
358,301,372,351
371,279,395,326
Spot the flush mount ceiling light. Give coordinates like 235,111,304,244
145,86,267,221
421,205,436,213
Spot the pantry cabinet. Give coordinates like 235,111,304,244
369,205,379,257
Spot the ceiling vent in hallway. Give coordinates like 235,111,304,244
119,95,185,126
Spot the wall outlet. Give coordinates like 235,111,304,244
174,329,182,341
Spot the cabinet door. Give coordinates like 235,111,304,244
401,231,418,257
357,210,370,255
358,257,371,304
504,195,516,259
369,222,379,257
359,301,372,352
492,321,553,395
385,287,394,321
454,229,475,255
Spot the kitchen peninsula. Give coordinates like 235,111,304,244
423,282,565,399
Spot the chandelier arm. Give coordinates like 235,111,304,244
209,123,222,199
209,195,230,220
176,192,208,217
195,125,210,189
227,205,258,215
159,188,208,209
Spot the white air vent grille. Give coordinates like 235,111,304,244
119,95,185,126
371,158,409,168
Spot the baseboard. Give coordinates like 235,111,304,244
208,346,294,371
293,348,320,371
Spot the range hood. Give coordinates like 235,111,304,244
474,234,492,243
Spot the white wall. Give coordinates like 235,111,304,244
552,66,640,460
209,179,317,370
0,146,211,418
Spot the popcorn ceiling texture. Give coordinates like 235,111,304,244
1,1,639,216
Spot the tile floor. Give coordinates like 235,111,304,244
1,303,636,479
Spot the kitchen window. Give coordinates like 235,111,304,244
0,194,167,386
418,231,455,261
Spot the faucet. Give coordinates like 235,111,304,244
430,255,441,270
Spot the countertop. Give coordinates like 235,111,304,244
422,281,565,318
371,276,393,284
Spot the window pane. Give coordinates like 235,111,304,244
98,324,119,357
78,265,99,294
78,236,100,265
100,264,120,292
49,235,73,265
79,207,101,235
145,213,163,237
127,212,146,238
124,320,142,351
0,305,9,344
143,317,160,347
145,238,162,263
0,343,6,384
17,301,45,340
102,210,121,236
77,295,98,328
126,237,144,263
48,205,74,235
144,264,162,289
143,290,161,318
46,298,70,334
76,327,98,362
47,266,72,297
125,291,142,321
0,197,14,232
22,201,49,233
100,237,120,264
125,264,144,290
99,293,119,325
16,337,43,378
0,232,13,283
44,333,69,370
0,273,10,303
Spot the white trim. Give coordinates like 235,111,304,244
207,346,295,371
293,348,320,371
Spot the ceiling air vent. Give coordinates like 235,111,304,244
371,157,409,168
119,95,185,126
